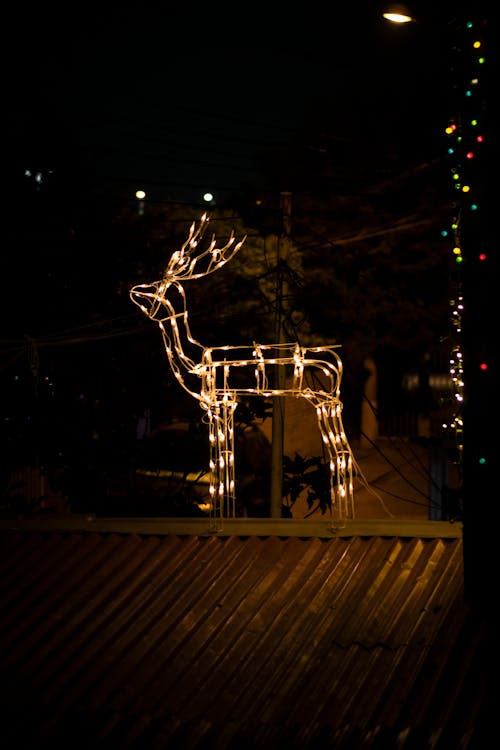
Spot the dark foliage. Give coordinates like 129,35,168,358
282,453,332,518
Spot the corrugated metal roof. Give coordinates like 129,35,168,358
0,519,490,748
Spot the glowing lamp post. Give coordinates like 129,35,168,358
135,189,146,215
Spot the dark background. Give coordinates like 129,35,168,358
2,3,494,525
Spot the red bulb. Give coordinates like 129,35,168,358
478,252,487,260
479,363,488,371
466,151,474,159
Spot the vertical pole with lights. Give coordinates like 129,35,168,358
383,4,495,605
135,189,146,215
444,13,494,605
270,192,292,518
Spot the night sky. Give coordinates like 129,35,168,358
7,3,464,208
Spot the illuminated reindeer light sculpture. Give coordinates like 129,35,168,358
131,214,355,528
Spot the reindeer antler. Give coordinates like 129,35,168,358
165,213,246,281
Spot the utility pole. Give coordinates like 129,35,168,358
270,192,292,517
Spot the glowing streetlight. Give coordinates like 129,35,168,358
135,189,146,215
382,4,414,23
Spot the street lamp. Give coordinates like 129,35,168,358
135,189,146,215
382,4,415,24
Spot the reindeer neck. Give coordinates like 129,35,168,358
159,306,204,398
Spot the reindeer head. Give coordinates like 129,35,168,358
130,214,246,322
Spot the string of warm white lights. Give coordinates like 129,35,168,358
131,213,356,529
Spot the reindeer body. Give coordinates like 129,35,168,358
131,215,355,528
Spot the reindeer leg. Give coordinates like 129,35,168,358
207,400,237,530
219,400,237,519
206,405,221,531
314,397,355,526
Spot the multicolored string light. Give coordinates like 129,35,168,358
442,14,490,489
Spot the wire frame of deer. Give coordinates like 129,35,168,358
130,213,355,529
